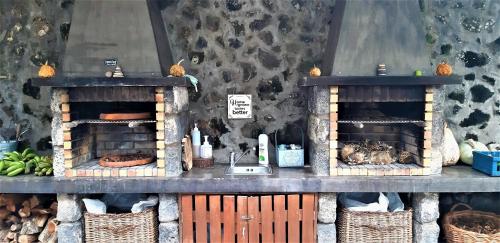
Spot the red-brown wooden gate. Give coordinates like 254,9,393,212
180,194,318,243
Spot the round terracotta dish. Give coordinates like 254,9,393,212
99,154,153,168
99,112,151,121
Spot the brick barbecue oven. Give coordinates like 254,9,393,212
33,0,189,178
302,0,461,176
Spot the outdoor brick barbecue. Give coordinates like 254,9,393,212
31,0,189,178
44,84,189,178
303,0,461,177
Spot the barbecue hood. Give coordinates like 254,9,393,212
61,0,173,78
327,0,432,76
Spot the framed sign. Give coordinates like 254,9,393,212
228,94,252,119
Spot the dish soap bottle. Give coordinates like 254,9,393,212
200,135,213,159
191,123,201,158
258,134,269,166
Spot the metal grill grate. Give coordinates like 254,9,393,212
338,120,425,124
64,119,156,129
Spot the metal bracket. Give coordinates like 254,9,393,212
240,215,253,221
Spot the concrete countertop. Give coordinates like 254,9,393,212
0,165,498,194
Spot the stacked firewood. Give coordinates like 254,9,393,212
0,195,58,243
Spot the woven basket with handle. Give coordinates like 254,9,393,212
444,203,500,243
84,208,158,243
338,208,413,243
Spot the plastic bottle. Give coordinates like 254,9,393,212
200,136,213,159
258,134,269,166
191,123,201,158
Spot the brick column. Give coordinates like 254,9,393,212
57,194,83,243
431,86,446,175
317,193,337,241
50,88,68,177
158,194,180,243
412,193,440,243
163,87,189,176
307,86,330,175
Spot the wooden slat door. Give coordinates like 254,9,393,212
180,194,318,243
223,196,236,243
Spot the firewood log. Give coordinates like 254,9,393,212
28,197,39,210
18,234,37,243
6,215,20,225
6,200,16,213
10,223,21,232
47,218,57,234
30,207,50,215
19,219,40,235
0,208,10,219
38,217,57,243
34,214,48,228
18,207,31,218
6,231,17,240
0,195,6,207
21,201,30,210
0,229,9,241
49,202,57,215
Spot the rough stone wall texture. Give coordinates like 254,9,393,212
0,1,498,162
0,0,72,151
161,0,335,162
425,0,499,144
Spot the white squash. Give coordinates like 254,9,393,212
459,139,488,165
487,143,500,151
442,124,460,166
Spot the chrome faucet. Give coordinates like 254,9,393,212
229,147,255,167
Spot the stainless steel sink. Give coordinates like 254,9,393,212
225,165,272,175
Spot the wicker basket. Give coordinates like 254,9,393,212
338,208,413,243
443,203,500,243
84,208,158,243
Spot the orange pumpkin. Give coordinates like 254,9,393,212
309,65,321,77
436,61,452,76
169,59,186,77
38,61,56,78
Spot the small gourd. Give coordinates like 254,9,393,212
169,59,186,77
309,65,321,77
436,61,452,76
38,61,56,78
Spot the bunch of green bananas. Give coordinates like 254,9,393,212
0,148,37,177
33,155,53,176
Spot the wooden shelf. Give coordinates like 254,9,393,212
300,75,462,86
30,76,188,87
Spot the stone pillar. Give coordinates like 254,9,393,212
50,88,67,177
412,193,440,243
431,87,446,175
57,194,83,243
164,87,189,176
317,193,337,241
158,194,180,243
307,86,330,175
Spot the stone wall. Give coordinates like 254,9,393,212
0,1,498,161
426,0,499,144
